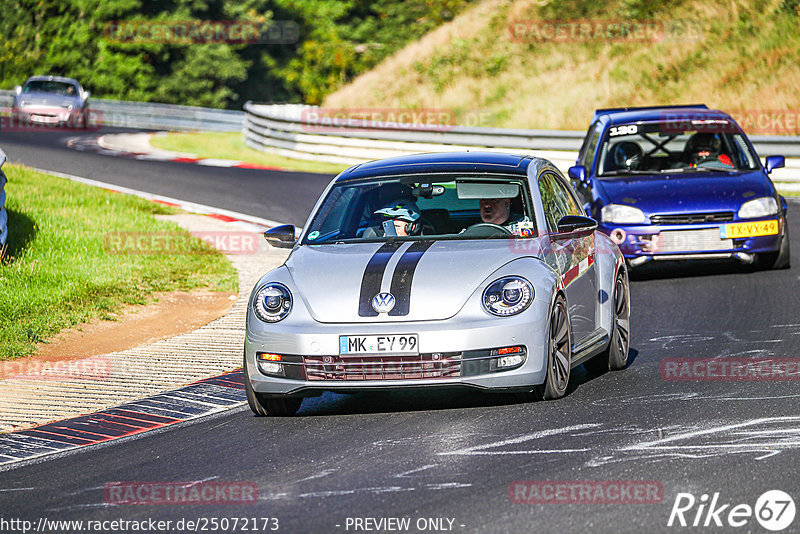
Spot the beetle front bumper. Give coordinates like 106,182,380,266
245,310,551,397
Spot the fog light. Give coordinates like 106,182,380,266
257,353,284,376
257,361,283,375
609,228,626,245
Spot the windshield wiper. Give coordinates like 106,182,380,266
600,169,656,177
674,166,735,173
693,166,736,173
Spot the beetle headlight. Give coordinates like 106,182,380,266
738,197,778,219
601,204,646,224
482,276,533,316
253,283,292,323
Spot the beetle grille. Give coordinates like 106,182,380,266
303,354,462,381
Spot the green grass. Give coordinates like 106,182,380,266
324,0,800,132
150,132,348,175
0,165,238,360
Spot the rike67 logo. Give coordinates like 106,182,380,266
668,490,795,531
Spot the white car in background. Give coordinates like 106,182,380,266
12,75,91,128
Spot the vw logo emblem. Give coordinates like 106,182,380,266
371,292,396,313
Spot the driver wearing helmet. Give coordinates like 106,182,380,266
364,200,423,238
611,141,642,171
685,132,733,167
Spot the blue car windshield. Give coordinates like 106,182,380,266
596,120,760,177
302,174,537,244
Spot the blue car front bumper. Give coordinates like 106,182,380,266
598,217,785,261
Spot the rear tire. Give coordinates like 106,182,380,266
244,354,302,416
585,271,630,373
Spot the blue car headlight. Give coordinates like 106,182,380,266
738,197,778,219
482,276,533,316
253,283,292,323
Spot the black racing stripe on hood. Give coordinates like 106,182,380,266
358,241,403,317
388,240,436,316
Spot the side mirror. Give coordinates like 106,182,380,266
568,165,590,186
264,224,296,248
765,155,785,174
14,86,21,95
0,148,6,168
554,215,598,238
83,90,91,100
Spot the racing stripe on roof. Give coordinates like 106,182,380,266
388,241,436,316
358,241,404,316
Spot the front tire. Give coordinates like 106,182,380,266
586,271,630,373
535,295,571,400
244,354,302,416
758,221,790,270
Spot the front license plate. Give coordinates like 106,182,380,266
339,334,419,356
31,115,57,123
720,220,779,239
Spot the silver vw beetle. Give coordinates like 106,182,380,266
245,152,630,416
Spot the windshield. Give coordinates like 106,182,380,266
596,120,760,177
23,80,78,96
302,174,537,245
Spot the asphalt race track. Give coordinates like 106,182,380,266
0,128,332,227
1,128,799,533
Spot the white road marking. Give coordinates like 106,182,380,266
293,469,339,483
621,416,800,451
426,482,472,490
394,464,437,478
438,423,600,456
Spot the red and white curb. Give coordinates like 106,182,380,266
67,132,292,172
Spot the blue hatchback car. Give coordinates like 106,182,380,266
567,104,790,270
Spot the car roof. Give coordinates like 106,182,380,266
336,151,534,181
592,104,733,126
25,75,81,86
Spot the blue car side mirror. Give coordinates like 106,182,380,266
568,165,589,185
765,155,785,174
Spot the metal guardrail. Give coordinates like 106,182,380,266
0,89,243,132
242,103,585,166
243,103,800,182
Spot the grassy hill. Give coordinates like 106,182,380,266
324,0,800,132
